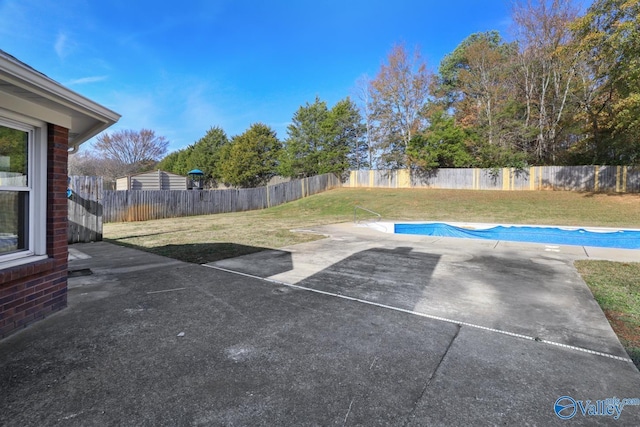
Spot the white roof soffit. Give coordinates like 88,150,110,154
0,50,120,149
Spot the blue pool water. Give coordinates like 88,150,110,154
394,223,640,249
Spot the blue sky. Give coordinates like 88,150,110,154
0,0,515,153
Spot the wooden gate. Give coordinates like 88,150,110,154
68,176,103,243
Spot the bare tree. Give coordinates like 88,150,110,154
68,148,135,181
352,75,374,168
512,0,579,163
68,150,102,176
93,129,169,177
368,43,433,168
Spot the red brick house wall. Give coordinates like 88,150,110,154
0,124,69,338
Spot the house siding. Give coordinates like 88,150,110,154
0,124,69,338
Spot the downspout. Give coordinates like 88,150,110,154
68,132,80,153
68,143,80,154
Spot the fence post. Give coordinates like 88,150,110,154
266,184,270,208
594,166,600,192
398,169,411,188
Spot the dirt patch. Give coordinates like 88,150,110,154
604,310,640,347
604,309,640,368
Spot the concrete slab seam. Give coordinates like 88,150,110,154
402,325,461,427
146,287,188,294
201,264,633,364
91,261,184,275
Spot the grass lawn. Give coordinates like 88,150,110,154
574,261,640,367
104,187,640,366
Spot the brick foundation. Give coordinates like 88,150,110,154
0,124,69,339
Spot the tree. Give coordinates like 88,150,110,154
155,150,181,174
157,126,230,187
368,43,433,168
512,0,580,163
278,97,330,178
438,31,506,109
327,97,367,173
68,148,149,180
279,97,364,178
434,31,525,163
352,75,374,168
457,36,518,148
68,150,103,176
187,126,229,180
94,129,169,178
190,128,229,177
219,123,281,187
407,110,473,169
571,0,640,164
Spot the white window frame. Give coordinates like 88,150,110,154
0,110,48,269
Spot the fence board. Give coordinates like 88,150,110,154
348,166,639,193
100,173,342,223
627,167,640,193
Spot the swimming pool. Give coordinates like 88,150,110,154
393,222,640,249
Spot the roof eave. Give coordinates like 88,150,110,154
0,51,120,147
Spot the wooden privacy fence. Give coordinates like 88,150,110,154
68,176,103,243
101,173,342,223
347,166,640,192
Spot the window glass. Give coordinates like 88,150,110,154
0,191,28,254
0,125,29,187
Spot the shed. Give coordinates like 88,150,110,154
116,170,188,190
0,49,120,338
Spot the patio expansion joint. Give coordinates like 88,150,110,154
401,324,461,427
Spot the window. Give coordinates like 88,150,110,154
0,114,47,267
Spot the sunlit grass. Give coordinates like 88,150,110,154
575,260,640,368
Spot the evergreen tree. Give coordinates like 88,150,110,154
279,96,365,178
157,126,229,185
219,123,281,187
279,97,329,178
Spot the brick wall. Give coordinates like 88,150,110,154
0,124,69,338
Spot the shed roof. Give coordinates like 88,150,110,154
117,170,187,179
0,49,120,150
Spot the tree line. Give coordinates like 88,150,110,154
374,0,639,169
71,0,639,187
154,96,365,187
